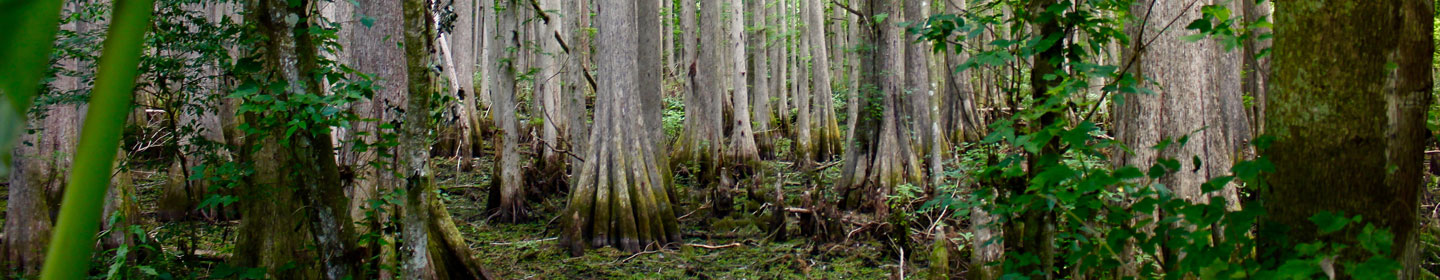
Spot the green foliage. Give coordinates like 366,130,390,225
916,0,1401,278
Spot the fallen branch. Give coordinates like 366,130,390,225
783,207,814,214
685,242,745,249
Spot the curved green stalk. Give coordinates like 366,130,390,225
40,0,153,279
0,0,65,176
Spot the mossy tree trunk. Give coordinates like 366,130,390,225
234,0,358,278
1262,0,1432,275
484,0,528,223
397,0,494,278
837,0,924,214
562,0,681,255
805,0,843,162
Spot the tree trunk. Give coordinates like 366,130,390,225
639,0,666,156
727,0,760,168
1240,0,1271,137
342,0,408,233
836,0,923,213
1115,0,1246,206
1262,0,1432,276
565,0,593,165
750,0,774,158
396,1,494,278
484,0,528,222
794,0,814,168
806,0,842,162
674,0,725,188
3,106,77,276
234,0,358,278
562,0,681,255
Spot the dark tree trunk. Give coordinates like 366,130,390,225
234,0,358,278
1262,0,1432,277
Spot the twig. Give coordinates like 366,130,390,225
617,250,660,263
783,207,814,214
685,242,745,249
490,237,558,246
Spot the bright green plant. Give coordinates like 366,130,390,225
41,0,155,279
0,0,66,177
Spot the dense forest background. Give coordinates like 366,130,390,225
0,0,1437,279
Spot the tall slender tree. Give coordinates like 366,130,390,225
674,0,725,185
484,0,527,222
805,0,842,162
727,0,760,168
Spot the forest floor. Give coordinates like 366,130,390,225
440,157,905,279
5,146,1439,278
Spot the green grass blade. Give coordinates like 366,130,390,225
0,0,65,177
40,0,154,278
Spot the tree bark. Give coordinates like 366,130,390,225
1240,0,1270,137
837,0,923,213
234,1,359,278
1262,0,1432,276
562,0,681,255
484,0,528,222
1115,0,1247,206
342,0,408,232
727,0,760,168
751,0,775,158
806,0,842,162
674,0,725,187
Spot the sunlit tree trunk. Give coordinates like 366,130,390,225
793,0,814,168
561,0,681,255
1262,0,1432,276
450,0,482,172
565,0,593,163
1115,0,1246,206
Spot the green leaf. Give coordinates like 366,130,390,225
1308,211,1352,235
1180,33,1208,42
873,13,889,25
